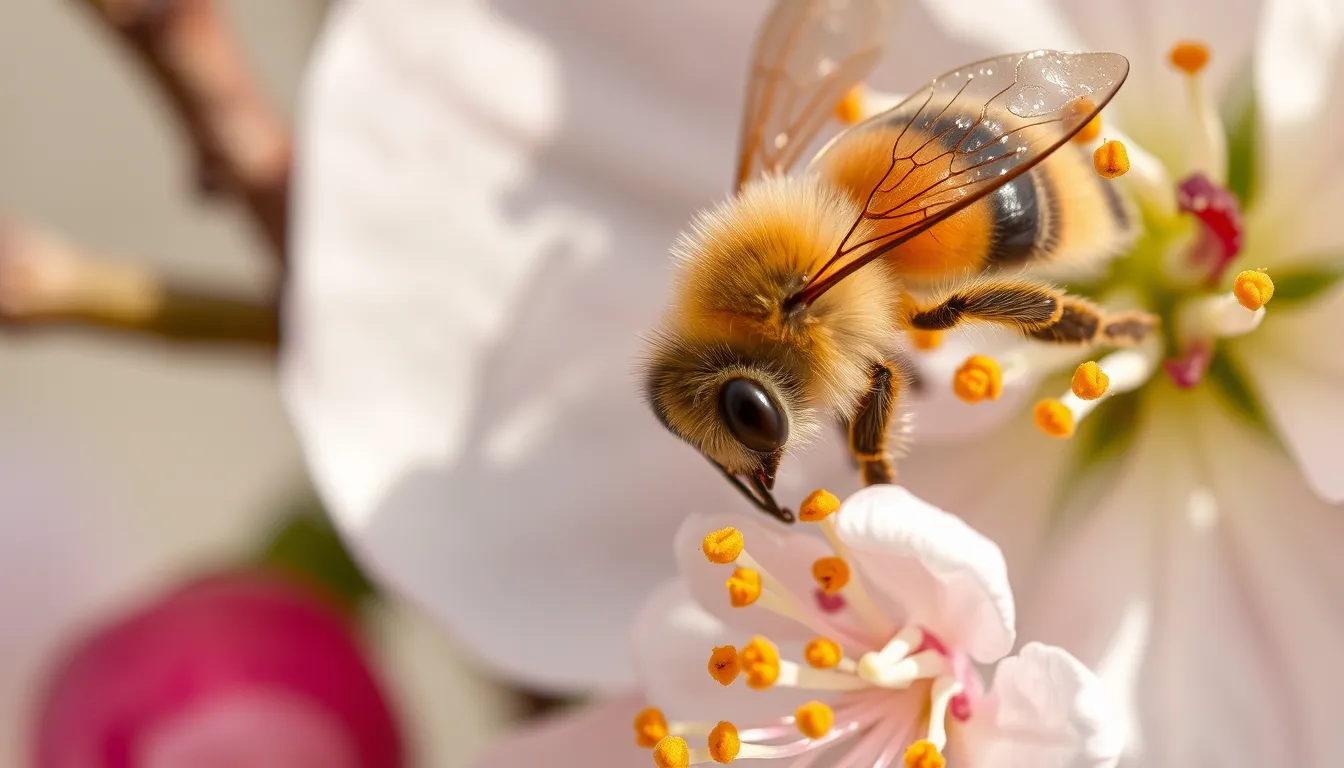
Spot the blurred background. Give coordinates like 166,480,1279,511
0,1,526,764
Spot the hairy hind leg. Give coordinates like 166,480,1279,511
1028,296,1160,346
907,279,1062,333
848,361,904,486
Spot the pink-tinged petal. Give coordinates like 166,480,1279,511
674,513,875,648
834,485,1015,663
631,580,826,724
1020,391,1344,765
955,642,1121,768
1234,284,1344,502
1251,0,1344,240
468,692,646,768
35,571,402,768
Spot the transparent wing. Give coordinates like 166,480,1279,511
789,50,1129,307
734,0,890,192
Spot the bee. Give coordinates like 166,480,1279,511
642,0,1155,523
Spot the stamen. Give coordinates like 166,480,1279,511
702,528,744,564
1168,41,1210,75
1071,361,1109,400
708,722,740,763
794,702,835,739
1033,398,1075,439
725,567,762,608
857,648,946,689
654,736,691,768
923,675,963,750
635,708,670,748
708,645,741,686
1074,113,1102,144
858,625,922,677
1038,346,1161,435
909,329,944,351
741,637,781,689
1093,140,1130,178
812,557,851,594
810,512,899,641
952,354,1003,403
1233,269,1274,311
903,740,946,768
804,637,844,669
1177,289,1266,341
799,489,841,522
834,85,865,126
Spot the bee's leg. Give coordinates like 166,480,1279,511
907,279,1062,333
848,361,904,486
1028,296,1160,347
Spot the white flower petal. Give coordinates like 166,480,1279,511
674,513,873,647
631,579,825,724
1020,390,1344,765
955,642,1122,768
467,691,646,768
1251,0,1344,236
903,327,1042,445
1234,284,1344,502
834,485,1015,663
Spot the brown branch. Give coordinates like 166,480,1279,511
78,0,292,261
0,219,278,349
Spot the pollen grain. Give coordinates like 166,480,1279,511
794,702,835,739
708,721,741,763
1169,41,1211,75
708,645,741,686
1071,361,1110,400
952,354,1003,403
834,84,865,126
702,527,744,564
811,557,851,594
653,736,690,768
1093,140,1130,179
903,740,946,768
726,567,762,608
799,489,841,522
804,637,843,669
1233,269,1274,311
1033,398,1076,438
634,707,669,748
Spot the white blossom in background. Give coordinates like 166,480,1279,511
286,0,1344,764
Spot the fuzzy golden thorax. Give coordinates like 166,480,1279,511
642,175,904,472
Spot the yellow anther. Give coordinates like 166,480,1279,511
708,645,741,686
1071,361,1110,400
952,354,1003,403
653,736,690,768
811,557,851,594
702,528,743,564
1033,398,1075,439
1093,139,1130,179
794,702,835,739
634,708,669,748
834,84,865,126
803,637,843,669
1169,41,1211,75
741,636,781,689
903,740,946,768
909,328,944,351
1233,269,1274,311
708,721,741,763
798,489,841,522
1074,113,1102,144
725,567,762,608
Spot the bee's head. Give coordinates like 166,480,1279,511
641,331,814,521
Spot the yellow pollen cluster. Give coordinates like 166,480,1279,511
1033,398,1075,438
708,721,741,763
811,556,851,594
741,636,781,689
1071,361,1110,400
909,328,944,351
725,567,762,608
1233,269,1275,311
794,701,834,739
1169,40,1211,75
904,740,946,768
1093,139,1130,178
708,645,741,686
702,528,744,564
799,489,841,522
654,736,690,768
834,84,866,126
804,637,843,669
952,354,1003,403
634,707,669,748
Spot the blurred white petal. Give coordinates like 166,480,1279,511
468,692,646,768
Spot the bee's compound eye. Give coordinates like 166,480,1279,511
718,378,789,453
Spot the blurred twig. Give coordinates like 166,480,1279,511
76,0,292,262
0,219,278,348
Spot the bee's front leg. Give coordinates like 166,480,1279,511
848,361,904,486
